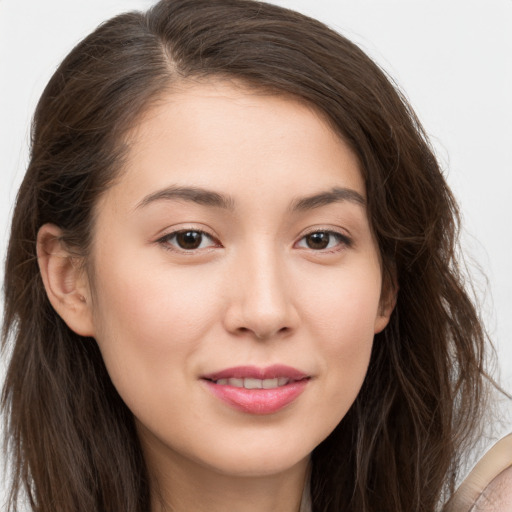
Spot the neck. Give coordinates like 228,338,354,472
143,439,310,512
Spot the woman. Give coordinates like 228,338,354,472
0,0,504,510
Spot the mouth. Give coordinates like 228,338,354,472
205,376,298,389
201,364,309,382
201,365,310,415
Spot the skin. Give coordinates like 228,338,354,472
38,81,395,512
472,467,512,512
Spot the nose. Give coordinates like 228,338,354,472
223,249,299,340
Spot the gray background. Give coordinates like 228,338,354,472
1,0,511,507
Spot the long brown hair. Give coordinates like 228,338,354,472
2,1,490,510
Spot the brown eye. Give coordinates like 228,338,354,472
175,231,203,249
305,232,330,249
296,230,352,251
159,230,218,252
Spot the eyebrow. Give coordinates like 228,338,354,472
135,185,365,212
135,185,235,211
290,187,366,211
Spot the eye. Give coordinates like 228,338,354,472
295,230,351,251
158,229,219,252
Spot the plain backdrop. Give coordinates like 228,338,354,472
1,0,511,508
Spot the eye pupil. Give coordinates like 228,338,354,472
306,232,330,249
176,231,202,249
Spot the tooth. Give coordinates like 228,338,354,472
244,378,263,389
262,378,279,389
227,378,244,388
215,377,291,389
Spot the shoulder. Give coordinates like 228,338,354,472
472,464,512,511
444,433,512,512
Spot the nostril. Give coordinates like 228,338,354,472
254,326,292,340
231,325,292,340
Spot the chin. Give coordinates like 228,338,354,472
204,451,309,479
191,432,315,478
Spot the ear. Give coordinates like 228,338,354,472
37,223,95,337
374,274,398,334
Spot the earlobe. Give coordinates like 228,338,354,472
37,223,95,337
374,281,398,334
374,304,394,334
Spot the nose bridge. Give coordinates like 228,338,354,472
225,242,296,339
247,246,286,307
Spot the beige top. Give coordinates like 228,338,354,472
299,435,512,511
299,434,512,512
444,433,512,512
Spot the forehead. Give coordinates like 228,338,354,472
102,80,365,214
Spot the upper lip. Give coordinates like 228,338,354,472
201,364,309,381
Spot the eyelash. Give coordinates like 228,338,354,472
294,229,352,253
156,228,352,254
157,229,221,253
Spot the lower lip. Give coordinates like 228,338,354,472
203,379,309,415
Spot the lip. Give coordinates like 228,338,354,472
201,364,308,381
201,365,310,415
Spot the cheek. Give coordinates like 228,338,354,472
301,261,382,343
93,255,221,342
89,257,221,408
299,266,380,415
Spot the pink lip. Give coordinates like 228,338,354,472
201,365,310,415
202,364,308,381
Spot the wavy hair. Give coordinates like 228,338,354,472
2,1,489,510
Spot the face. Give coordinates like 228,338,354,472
85,81,392,479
